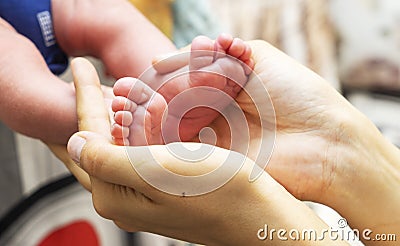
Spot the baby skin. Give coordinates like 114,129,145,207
111,34,253,146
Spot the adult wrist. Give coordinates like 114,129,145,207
323,107,400,243
212,172,346,245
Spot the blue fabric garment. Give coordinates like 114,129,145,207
0,0,68,75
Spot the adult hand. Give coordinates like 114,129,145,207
235,41,400,240
153,40,400,243
0,0,175,144
0,16,116,144
153,40,356,201
64,57,337,245
0,18,77,143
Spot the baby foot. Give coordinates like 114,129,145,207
111,77,167,146
112,34,254,146
158,34,254,142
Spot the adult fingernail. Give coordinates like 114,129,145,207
67,134,86,166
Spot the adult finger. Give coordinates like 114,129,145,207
68,132,160,220
68,57,162,220
46,142,91,191
70,57,111,137
152,46,190,74
69,131,256,198
67,131,155,195
70,57,113,198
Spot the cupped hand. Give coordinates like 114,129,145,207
61,57,334,245
185,41,400,241
219,40,360,203
154,40,361,204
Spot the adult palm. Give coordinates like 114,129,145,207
210,40,363,203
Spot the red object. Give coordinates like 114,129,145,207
37,220,100,246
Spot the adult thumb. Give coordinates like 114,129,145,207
67,131,150,190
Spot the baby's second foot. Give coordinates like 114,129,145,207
157,34,254,142
111,77,167,146
112,34,254,146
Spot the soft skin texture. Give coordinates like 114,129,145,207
1,0,249,145
51,0,176,77
111,34,253,145
63,57,343,246
213,41,400,244
53,40,399,245
152,40,400,243
0,0,175,144
0,19,77,143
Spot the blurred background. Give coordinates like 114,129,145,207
211,0,400,149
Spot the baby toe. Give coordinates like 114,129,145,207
112,96,137,112
114,111,133,126
191,35,214,52
217,33,234,51
239,45,252,62
111,123,129,139
227,38,246,58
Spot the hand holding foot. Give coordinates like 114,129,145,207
111,34,254,145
